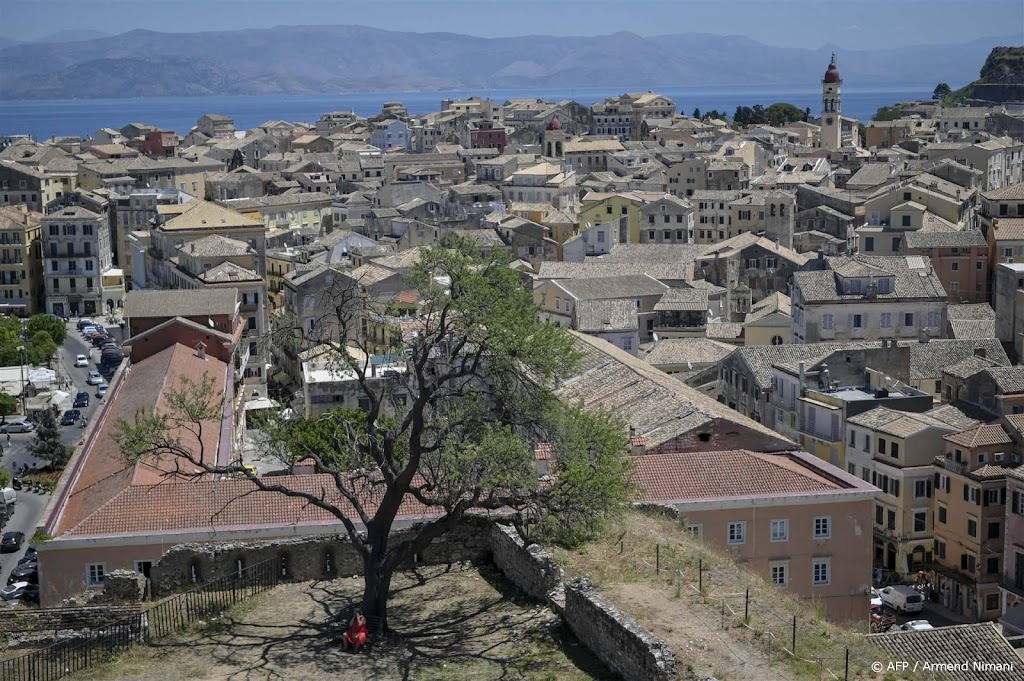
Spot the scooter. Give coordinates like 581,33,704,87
11,477,22,491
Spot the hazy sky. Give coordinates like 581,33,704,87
2,0,1021,48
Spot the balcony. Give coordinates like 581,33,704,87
936,456,968,475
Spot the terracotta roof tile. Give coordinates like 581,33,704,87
869,623,1021,681
631,450,865,502
942,424,1012,448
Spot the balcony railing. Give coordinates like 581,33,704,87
937,457,968,475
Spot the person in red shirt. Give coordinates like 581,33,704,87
343,609,368,653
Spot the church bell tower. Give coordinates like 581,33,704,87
821,53,842,150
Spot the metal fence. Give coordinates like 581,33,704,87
0,557,280,681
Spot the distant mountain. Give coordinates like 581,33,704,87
30,29,113,44
0,25,1015,100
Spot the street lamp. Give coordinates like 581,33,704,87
16,345,26,416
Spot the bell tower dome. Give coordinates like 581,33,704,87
821,53,843,150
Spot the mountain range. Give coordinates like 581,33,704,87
0,25,1015,100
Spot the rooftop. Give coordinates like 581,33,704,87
631,449,875,504
125,288,238,320
869,623,1021,681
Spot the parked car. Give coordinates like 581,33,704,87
74,354,89,367
61,409,81,426
76,318,95,331
96,384,108,398
1,581,32,600
73,391,90,408
91,335,112,348
878,585,924,614
86,370,103,385
20,546,37,562
900,620,934,631
11,477,22,490
7,564,37,584
0,531,25,553
0,420,35,434
82,327,101,338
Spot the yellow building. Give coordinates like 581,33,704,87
0,205,43,315
579,191,665,244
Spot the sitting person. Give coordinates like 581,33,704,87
343,609,368,653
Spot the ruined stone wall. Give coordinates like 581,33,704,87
563,577,677,681
488,524,562,602
150,518,492,596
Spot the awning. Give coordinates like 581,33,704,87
51,390,70,405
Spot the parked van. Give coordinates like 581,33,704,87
878,585,924,614
1,488,15,506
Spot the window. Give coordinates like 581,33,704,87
892,237,901,251
865,237,874,252
880,312,892,329
961,554,977,573
86,563,105,586
770,519,789,542
986,592,1000,611
903,313,914,327
951,262,959,271
822,313,834,330
622,338,633,351
685,524,703,538
935,539,946,559
875,504,884,525
770,561,788,587
812,558,830,585
913,510,927,532
728,521,746,545
890,441,899,458
938,504,947,524
901,215,911,227
914,479,930,498
967,518,978,537
927,311,940,328
851,313,863,329
877,437,886,454
813,517,831,539
988,521,1001,540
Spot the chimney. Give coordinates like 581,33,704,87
918,327,930,344
195,342,207,360
799,361,806,392
820,363,830,390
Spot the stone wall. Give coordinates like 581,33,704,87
98,570,147,603
488,523,562,602
150,518,492,596
488,523,677,681
563,577,677,681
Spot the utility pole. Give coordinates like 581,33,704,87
16,345,26,416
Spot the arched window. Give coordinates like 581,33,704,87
771,335,784,346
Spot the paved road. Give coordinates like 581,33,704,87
0,319,119,590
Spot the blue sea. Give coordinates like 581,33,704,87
0,84,933,141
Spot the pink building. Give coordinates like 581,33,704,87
632,449,878,622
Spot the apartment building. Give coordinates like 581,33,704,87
845,407,966,577
791,255,947,344
41,206,124,318
0,205,43,316
632,448,877,621
932,423,1016,621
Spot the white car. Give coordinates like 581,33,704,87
86,370,104,385
900,620,934,631
96,384,108,398
0,581,29,600
878,585,925,614
870,588,883,609
74,354,89,367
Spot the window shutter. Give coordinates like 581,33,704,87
893,480,900,498
847,313,854,330
1001,488,1007,505
926,480,932,498
961,555,969,570
983,493,989,507
934,472,939,488
1015,491,1021,515
964,484,970,502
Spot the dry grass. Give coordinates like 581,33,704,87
553,510,906,681
65,562,610,681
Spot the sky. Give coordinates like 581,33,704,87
1,0,1021,49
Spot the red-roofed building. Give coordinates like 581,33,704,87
632,449,877,621
37,340,255,606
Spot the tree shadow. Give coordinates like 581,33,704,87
139,563,612,680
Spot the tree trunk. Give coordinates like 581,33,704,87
360,530,395,632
